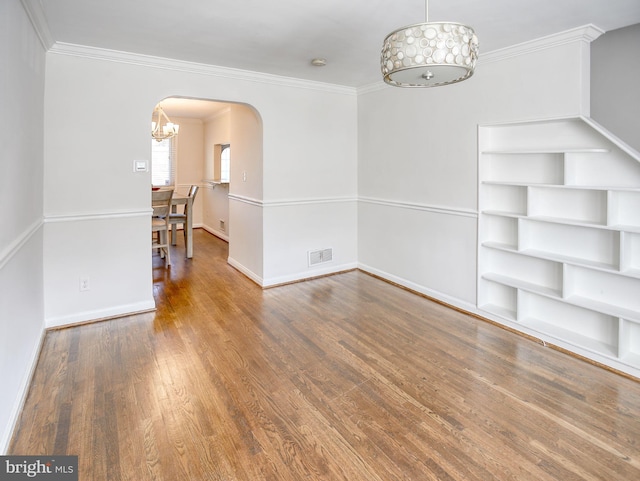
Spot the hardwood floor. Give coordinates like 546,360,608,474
10,229,640,480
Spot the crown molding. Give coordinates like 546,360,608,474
48,42,357,96
20,0,54,50
479,24,604,64
357,24,605,95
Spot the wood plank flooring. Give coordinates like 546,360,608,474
10,229,640,480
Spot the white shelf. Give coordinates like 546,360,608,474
521,317,618,358
482,272,562,299
479,303,517,322
623,267,640,278
482,210,640,233
478,117,640,377
481,149,609,154
567,295,640,324
483,181,640,192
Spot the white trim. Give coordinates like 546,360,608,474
44,209,152,223
581,117,640,162
264,196,358,207
19,0,54,50
202,225,229,243
357,24,605,95
263,262,358,288
45,300,156,329
49,43,357,96
480,24,604,64
358,263,478,314
1,326,46,455
228,194,358,208
359,197,478,218
228,194,263,207
227,257,263,285
228,194,474,218
0,219,43,271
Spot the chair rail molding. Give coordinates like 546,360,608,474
0,218,43,271
44,209,153,223
359,196,478,219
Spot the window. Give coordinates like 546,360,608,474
220,144,230,182
151,137,177,186
213,143,230,183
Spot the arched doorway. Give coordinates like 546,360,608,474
150,96,264,278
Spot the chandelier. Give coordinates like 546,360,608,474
151,104,180,142
381,0,479,87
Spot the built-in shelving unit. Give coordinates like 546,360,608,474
478,117,640,377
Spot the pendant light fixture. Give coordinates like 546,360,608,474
151,104,180,142
381,0,479,87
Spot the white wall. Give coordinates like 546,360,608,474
229,103,265,281
591,23,640,152
357,28,597,310
203,107,231,240
172,116,204,227
42,46,359,321
0,0,46,453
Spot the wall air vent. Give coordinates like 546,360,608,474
308,248,333,267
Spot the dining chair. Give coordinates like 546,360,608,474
169,184,199,247
151,189,174,266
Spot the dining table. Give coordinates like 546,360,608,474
170,192,194,258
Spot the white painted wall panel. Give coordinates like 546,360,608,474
263,200,358,286
203,108,231,237
43,215,154,327
0,0,46,453
358,201,477,306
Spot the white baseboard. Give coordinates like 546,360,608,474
227,257,263,285
201,225,229,242
45,299,156,329
262,262,358,288
1,325,46,454
357,263,478,314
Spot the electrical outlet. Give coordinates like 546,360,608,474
79,276,90,292
219,220,225,231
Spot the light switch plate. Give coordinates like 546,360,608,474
133,160,148,172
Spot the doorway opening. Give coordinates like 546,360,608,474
150,96,263,273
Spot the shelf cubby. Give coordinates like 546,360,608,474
528,187,607,226
478,280,517,322
519,292,619,357
519,220,620,270
619,320,640,364
565,148,640,187
564,266,640,321
608,190,640,231
481,152,563,184
620,232,640,276
481,184,527,215
479,213,518,248
483,248,562,298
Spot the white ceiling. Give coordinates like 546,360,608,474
155,97,232,119
34,0,640,88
